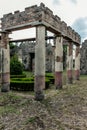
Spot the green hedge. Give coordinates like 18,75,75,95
45,73,54,84
48,77,54,84
10,80,34,91
10,74,26,78
45,73,54,78
10,78,50,91
11,77,34,81
45,78,50,89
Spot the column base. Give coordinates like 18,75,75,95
35,91,44,101
68,78,73,84
75,70,80,80
67,70,73,84
55,72,62,89
34,75,45,100
56,85,62,89
1,83,10,92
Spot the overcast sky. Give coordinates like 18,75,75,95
0,0,87,42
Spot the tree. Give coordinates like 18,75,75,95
10,54,23,75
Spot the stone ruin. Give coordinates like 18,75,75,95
23,41,54,72
0,3,81,100
80,40,87,74
11,40,54,72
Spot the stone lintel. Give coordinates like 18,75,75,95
2,21,43,31
2,20,62,35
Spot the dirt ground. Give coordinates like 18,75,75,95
0,75,87,130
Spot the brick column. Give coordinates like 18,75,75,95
1,32,10,92
67,43,73,84
75,46,80,80
55,36,63,89
34,26,45,100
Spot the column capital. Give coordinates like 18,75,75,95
0,30,11,34
54,33,63,38
0,31,10,49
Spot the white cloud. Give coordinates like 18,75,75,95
53,0,61,5
69,0,77,4
72,17,87,42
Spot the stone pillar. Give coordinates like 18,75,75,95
34,26,45,100
0,32,10,92
67,43,73,84
55,36,63,89
52,46,55,73
74,46,80,80
0,48,2,85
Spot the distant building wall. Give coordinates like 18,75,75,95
80,40,87,74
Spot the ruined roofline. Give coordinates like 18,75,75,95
1,2,81,44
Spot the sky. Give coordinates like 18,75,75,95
0,0,87,42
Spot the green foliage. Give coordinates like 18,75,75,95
10,74,26,78
11,77,34,81
10,43,16,49
63,45,67,53
46,73,54,84
45,73,54,77
10,55,23,75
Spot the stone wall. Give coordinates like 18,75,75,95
14,41,55,72
20,42,35,71
80,40,87,74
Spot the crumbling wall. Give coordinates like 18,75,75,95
20,42,54,72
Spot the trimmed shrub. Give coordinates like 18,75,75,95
45,73,54,84
10,55,23,75
10,77,50,91
45,73,54,77
48,77,54,84
11,77,34,81
45,78,50,89
10,74,26,78
10,80,34,91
